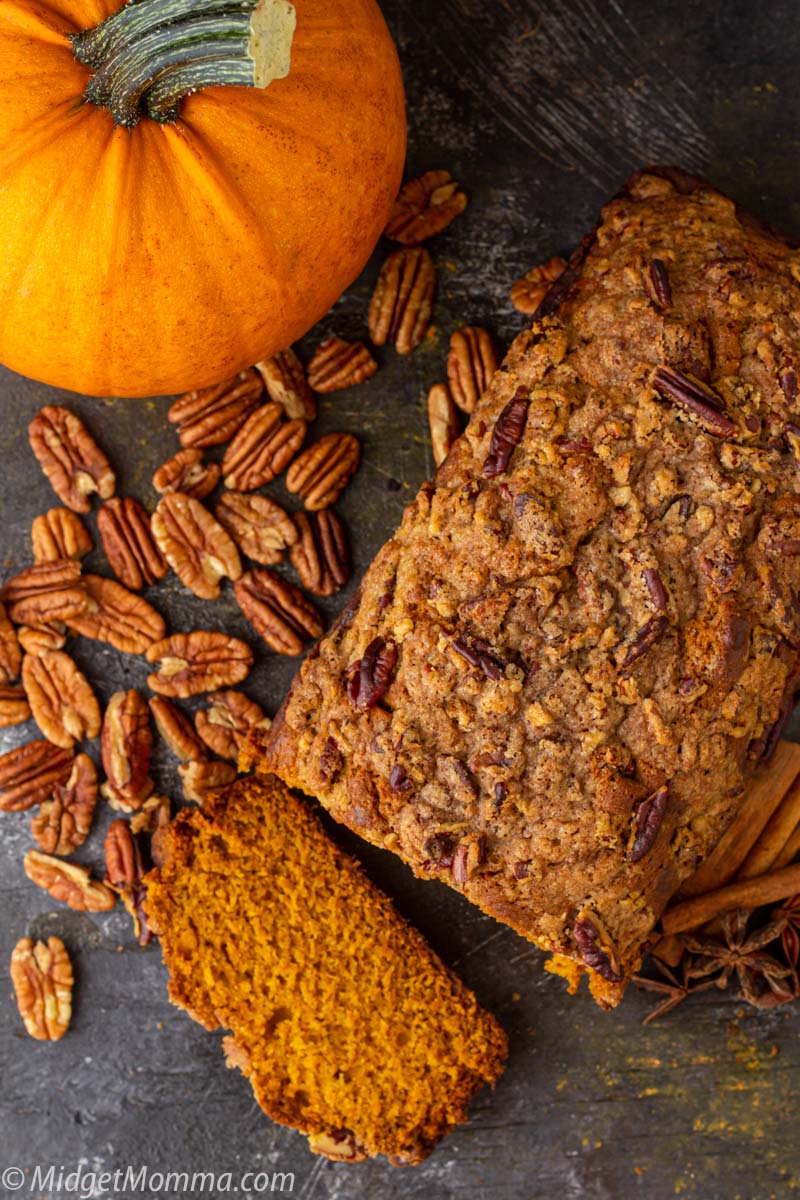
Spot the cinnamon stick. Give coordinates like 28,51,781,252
662,862,800,935
679,740,800,898
773,821,800,872
737,775,800,880
650,932,684,968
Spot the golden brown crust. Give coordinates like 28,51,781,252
145,775,506,1165
253,168,800,999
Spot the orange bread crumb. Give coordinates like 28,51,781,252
144,774,507,1166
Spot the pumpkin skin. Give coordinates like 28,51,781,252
0,1,406,397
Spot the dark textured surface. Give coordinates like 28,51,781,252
2,2,800,1198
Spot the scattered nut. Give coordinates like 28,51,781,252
179,759,236,804
195,690,271,762
149,696,207,762
146,632,254,698
17,624,67,657
24,850,115,912
97,497,167,590
22,650,101,749
32,508,92,563
222,404,307,491
0,603,21,683
30,753,97,855
256,348,317,420
0,740,73,812
385,169,467,244
10,937,73,1041
510,256,567,314
152,448,221,500
368,247,436,354
152,493,242,600
65,574,166,655
0,684,31,729
130,793,171,836
235,569,323,655
290,510,350,596
427,383,462,467
101,690,153,808
307,338,378,393
215,492,298,566
285,432,361,511
167,369,263,449
2,560,87,627
28,405,116,513
447,326,499,413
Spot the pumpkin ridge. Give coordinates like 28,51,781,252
0,1,80,46
0,93,102,185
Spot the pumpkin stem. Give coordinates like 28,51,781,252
72,0,296,128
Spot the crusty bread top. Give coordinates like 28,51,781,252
254,168,800,1003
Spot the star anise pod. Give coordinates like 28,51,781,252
684,910,795,1010
632,955,717,1024
772,893,800,970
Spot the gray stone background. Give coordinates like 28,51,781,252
3,1,800,1198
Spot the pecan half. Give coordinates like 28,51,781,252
30,753,97,855
0,740,73,811
221,404,307,491
573,912,622,982
482,389,530,478
146,632,253,697
130,793,171,836
32,509,92,563
447,327,499,414
97,497,167,590
621,614,669,669
510,256,567,314
167,369,263,449
24,850,115,912
256,348,317,420
65,575,165,655
152,448,221,500
0,684,31,728
195,690,271,762
10,937,73,1041
652,366,736,438
2,560,87,627
17,624,66,657
215,492,297,566
290,511,350,597
104,818,153,943
149,696,207,762
152,493,241,600
105,818,145,887
101,690,153,805
385,170,467,244
234,570,323,655
428,383,462,467
450,636,507,680
307,338,378,393
29,405,116,513
0,604,21,683
643,258,672,308
347,637,398,710
368,247,436,354
179,759,237,804
627,785,669,863
307,1130,369,1164
22,651,101,749
285,433,361,511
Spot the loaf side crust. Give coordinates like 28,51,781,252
252,167,800,1001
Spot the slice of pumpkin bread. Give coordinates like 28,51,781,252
144,774,507,1166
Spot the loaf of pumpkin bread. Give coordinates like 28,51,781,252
249,166,800,1006
144,775,506,1165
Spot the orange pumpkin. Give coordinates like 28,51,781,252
0,0,406,397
